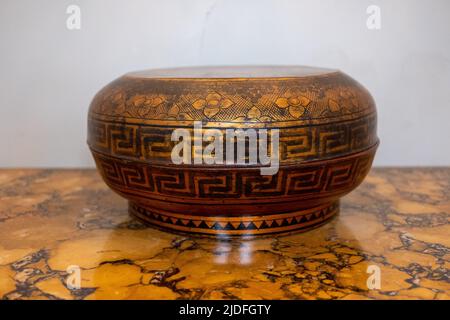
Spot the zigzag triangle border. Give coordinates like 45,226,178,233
129,201,339,235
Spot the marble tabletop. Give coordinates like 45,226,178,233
0,168,448,300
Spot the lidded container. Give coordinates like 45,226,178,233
88,66,378,236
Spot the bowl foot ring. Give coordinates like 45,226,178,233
129,200,339,237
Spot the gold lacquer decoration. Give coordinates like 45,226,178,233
88,66,379,236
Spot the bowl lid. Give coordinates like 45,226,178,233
88,66,377,166
125,65,338,79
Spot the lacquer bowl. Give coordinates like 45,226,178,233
88,66,378,236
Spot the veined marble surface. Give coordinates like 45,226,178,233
0,168,449,300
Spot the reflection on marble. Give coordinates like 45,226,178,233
0,168,449,300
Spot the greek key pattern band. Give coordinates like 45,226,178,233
91,144,376,202
88,113,377,164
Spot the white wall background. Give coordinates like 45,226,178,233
0,0,449,167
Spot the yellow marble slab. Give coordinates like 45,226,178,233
0,168,448,300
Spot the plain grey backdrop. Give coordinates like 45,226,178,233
1,0,449,167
